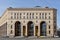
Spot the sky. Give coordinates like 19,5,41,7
0,0,60,28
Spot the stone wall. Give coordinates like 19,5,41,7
0,22,7,37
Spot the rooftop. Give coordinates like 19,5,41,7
7,7,57,11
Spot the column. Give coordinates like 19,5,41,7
25,25,28,36
38,25,40,36
21,25,23,37
13,24,15,37
34,25,35,36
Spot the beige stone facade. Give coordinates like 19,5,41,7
0,7,57,37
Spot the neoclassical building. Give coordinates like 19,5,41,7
0,7,57,37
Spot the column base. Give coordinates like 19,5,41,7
26,36,37,38
9,35,15,38
15,36,24,38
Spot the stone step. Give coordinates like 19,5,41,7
0,37,59,40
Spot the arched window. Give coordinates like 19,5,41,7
27,21,34,36
15,21,21,36
40,21,46,36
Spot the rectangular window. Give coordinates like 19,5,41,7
42,13,44,19
32,13,34,15
36,16,38,19
49,16,50,19
17,13,18,15
32,16,34,19
39,13,41,19
45,13,47,15
11,21,12,23
40,13,41,15
11,25,12,29
27,16,28,19
23,16,25,19
32,13,34,19
49,25,50,29
49,31,50,34
42,13,44,15
40,16,41,19
36,21,38,23
15,13,16,15
45,17,47,19
54,21,56,23
36,13,38,15
14,13,16,19
45,13,47,19
27,13,28,15
20,13,22,15
20,13,21,19
17,13,19,19
30,13,31,15
42,15,44,19
30,15,31,19
54,26,56,29
49,21,50,23
49,13,50,15
10,30,13,34
11,16,13,19
20,16,21,19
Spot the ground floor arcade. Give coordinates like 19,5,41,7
9,21,55,37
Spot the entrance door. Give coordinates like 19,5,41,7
35,26,38,36
15,21,21,36
40,21,46,36
27,21,34,36
23,26,26,36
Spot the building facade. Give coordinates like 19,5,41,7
0,7,57,37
